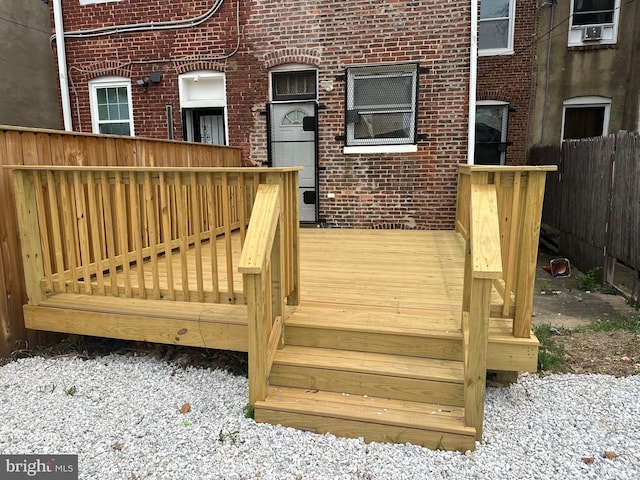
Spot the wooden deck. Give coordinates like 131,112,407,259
25,229,537,372
9,163,555,452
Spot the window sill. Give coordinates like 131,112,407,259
478,48,514,57
343,144,418,155
567,42,618,50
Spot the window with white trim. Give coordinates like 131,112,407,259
344,63,418,150
568,0,620,46
478,0,515,56
89,77,134,136
475,101,509,165
562,96,611,140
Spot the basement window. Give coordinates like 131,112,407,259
89,77,134,136
344,63,418,153
561,96,611,140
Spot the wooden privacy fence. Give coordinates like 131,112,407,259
0,125,241,357
9,166,301,310
531,133,640,296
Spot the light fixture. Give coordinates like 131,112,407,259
136,77,149,92
135,73,161,92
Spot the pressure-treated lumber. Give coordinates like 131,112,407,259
24,294,248,350
255,386,476,451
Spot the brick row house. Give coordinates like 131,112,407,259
48,0,537,227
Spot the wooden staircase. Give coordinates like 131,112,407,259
253,307,477,452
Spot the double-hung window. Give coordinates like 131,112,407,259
479,0,516,56
568,0,620,46
89,77,134,136
344,63,418,152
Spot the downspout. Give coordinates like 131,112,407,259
53,0,73,131
468,0,478,164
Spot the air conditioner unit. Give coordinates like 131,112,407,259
583,26,603,41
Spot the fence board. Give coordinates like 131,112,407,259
531,132,639,275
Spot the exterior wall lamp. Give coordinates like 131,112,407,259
136,73,162,92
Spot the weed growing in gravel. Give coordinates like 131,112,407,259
243,403,255,419
533,324,565,373
38,384,57,394
64,385,77,396
218,429,241,445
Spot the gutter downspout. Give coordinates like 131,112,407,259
53,0,73,131
468,0,478,164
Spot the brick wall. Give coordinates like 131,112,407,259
55,0,471,229
477,0,538,165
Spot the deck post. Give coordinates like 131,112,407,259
512,172,547,338
11,170,46,306
464,277,492,440
463,182,503,441
239,184,283,405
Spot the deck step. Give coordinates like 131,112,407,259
254,386,476,452
285,304,463,360
270,346,465,406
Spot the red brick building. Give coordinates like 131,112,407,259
476,0,537,166
49,1,535,227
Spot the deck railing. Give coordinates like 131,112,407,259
239,184,289,404
9,165,300,307
456,165,557,338
461,183,503,440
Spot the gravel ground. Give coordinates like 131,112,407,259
1,355,639,480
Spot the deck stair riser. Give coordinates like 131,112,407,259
255,386,476,451
284,305,464,361
269,346,465,406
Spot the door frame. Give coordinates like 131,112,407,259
266,101,319,224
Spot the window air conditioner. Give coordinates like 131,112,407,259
583,26,603,41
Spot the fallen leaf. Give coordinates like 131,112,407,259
112,442,122,451
255,472,261,478
295,475,302,480
582,457,595,464
180,402,191,414
604,451,618,459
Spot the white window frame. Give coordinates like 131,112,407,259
478,0,516,56
88,77,135,136
568,0,620,47
561,96,611,141
343,63,419,154
178,71,229,146
269,64,318,103
475,100,509,165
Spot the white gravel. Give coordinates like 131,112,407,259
1,354,639,479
